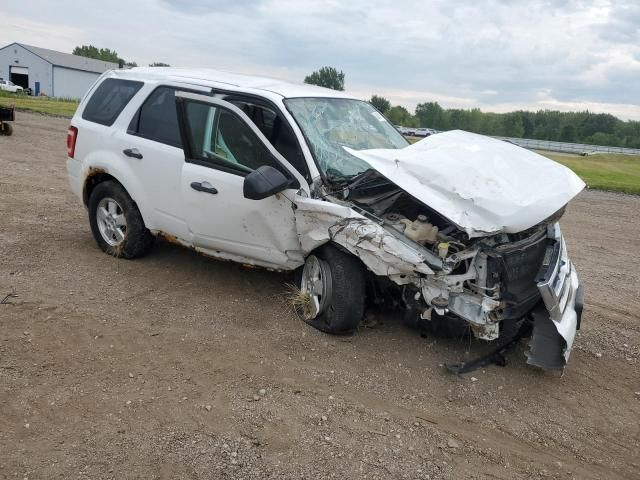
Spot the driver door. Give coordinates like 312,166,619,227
176,92,309,270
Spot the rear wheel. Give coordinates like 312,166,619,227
88,181,154,258
0,123,12,136
298,244,366,334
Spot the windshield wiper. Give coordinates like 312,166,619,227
346,169,377,189
325,168,370,186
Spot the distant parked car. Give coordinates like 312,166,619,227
0,79,24,94
414,128,432,137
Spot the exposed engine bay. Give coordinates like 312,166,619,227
297,165,580,371
332,170,553,320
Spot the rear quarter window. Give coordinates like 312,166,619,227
82,78,143,126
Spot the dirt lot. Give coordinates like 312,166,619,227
1,112,639,480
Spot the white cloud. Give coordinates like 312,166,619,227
0,11,83,51
0,0,638,119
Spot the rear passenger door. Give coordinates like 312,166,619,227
122,85,209,239
175,92,309,269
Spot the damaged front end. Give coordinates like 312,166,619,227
294,132,585,372
528,223,584,369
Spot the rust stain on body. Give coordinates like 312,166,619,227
87,166,106,175
156,231,284,272
157,231,181,246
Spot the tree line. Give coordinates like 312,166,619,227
72,45,170,69
378,100,640,148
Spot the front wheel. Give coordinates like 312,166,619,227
298,244,366,334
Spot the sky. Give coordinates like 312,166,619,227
1,0,638,120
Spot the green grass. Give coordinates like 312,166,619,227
0,91,78,117
541,152,640,195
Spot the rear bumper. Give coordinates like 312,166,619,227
66,157,83,201
527,224,583,370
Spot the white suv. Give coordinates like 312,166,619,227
67,68,585,371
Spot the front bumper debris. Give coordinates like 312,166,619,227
296,195,583,372
446,320,527,374
527,224,583,370
449,224,584,374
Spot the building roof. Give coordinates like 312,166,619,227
2,43,118,73
110,67,356,100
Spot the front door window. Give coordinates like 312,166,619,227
182,101,284,176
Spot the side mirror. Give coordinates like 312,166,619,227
243,165,290,200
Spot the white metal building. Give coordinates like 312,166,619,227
0,43,118,98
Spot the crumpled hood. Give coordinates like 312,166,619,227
345,130,585,237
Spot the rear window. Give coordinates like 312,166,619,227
82,78,143,126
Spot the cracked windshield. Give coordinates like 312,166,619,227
285,98,408,179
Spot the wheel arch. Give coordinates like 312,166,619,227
83,169,121,206
82,167,153,230
307,240,370,273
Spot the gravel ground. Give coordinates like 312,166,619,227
1,112,639,480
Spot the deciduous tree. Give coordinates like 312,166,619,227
304,67,345,91
72,45,119,63
385,105,414,126
369,95,391,114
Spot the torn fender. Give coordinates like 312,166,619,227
294,197,434,279
294,197,506,341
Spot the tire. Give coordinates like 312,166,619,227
298,244,366,334
88,181,154,259
0,123,12,136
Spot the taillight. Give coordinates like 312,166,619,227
67,126,78,158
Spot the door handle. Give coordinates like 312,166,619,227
190,181,218,194
123,148,143,159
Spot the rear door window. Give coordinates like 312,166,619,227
128,86,182,147
82,78,143,126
